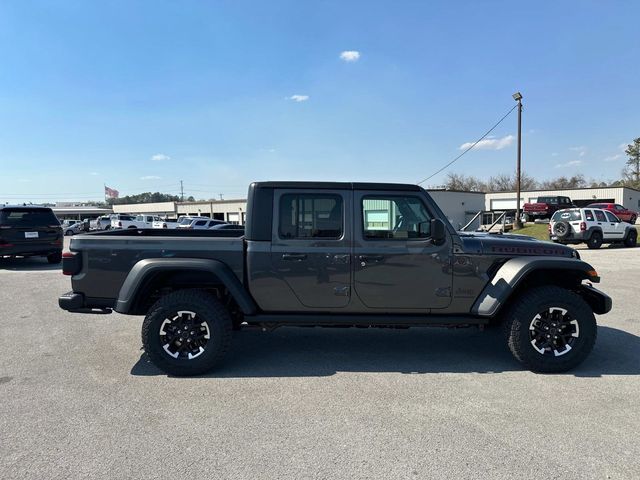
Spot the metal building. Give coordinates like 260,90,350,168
485,186,640,211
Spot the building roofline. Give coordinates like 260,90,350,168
485,185,640,194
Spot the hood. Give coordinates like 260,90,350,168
457,231,577,258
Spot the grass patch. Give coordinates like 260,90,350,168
507,223,549,240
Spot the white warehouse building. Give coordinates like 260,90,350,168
485,186,640,211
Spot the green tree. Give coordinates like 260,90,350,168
623,138,640,186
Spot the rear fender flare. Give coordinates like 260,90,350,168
115,258,257,315
471,257,598,317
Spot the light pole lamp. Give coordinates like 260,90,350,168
513,91,523,229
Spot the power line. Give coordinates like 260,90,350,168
416,104,518,186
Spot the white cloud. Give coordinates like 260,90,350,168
340,50,360,62
569,146,587,157
151,154,171,161
287,94,309,102
604,154,623,162
555,160,583,168
459,134,514,151
140,175,161,180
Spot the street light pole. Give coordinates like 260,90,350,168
513,92,523,229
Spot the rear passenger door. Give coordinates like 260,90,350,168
594,210,611,238
270,190,352,309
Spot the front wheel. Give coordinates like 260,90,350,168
503,286,597,373
141,289,232,376
587,231,602,249
629,215,636,224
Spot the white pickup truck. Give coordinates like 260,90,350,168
111,214,162,229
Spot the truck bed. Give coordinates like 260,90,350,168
68,229,245,301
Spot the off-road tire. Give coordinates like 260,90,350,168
502,286,597,373
141,289,232,376
629,215,636,225
47,251,62,264
587,231,602,249
624,228,637,248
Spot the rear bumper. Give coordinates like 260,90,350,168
58,291,113,314
0,245,61,257
550,231,588,243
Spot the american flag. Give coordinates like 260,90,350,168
104,186,119,199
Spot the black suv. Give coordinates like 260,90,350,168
0,206,63,264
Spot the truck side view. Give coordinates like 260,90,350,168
59,182,611,376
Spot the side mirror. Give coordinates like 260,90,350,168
430,218,446,244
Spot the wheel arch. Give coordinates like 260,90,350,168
115,258,257,316
471,257,602,317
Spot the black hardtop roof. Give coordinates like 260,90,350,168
251,181,422,192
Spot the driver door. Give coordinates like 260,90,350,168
353,191,453,311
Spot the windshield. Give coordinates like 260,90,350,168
179,217,193,225
551,210,581,222
537,197,558,204
0,208,59,227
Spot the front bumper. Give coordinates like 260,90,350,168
578,284,612,315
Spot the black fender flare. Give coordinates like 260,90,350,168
114,258,257,315
471,257,601,316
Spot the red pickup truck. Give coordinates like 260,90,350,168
523,196,575,221
587,203,637,224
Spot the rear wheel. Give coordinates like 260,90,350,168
587,231,602,249
624,229,637,248
141,289,232,376
503,286,597,373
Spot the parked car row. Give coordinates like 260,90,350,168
524,196,638,224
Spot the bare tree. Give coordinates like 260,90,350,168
622,138,640,187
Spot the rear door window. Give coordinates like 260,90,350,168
279,194,343,239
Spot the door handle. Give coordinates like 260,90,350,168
358,255,383,262
282,253,307,261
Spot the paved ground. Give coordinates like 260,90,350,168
1,240,639,479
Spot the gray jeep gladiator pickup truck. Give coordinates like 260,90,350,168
59,182,611,376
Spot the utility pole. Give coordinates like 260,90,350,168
180,180,184,202
219,193,224,201
513,92,523,229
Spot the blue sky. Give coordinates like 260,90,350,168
1,1,638,202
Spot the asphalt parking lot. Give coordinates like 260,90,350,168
1,239,639,479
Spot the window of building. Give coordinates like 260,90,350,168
279,194,343,239
362,196,432,240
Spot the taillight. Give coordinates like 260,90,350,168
62,251,82,276
580,222,586,231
